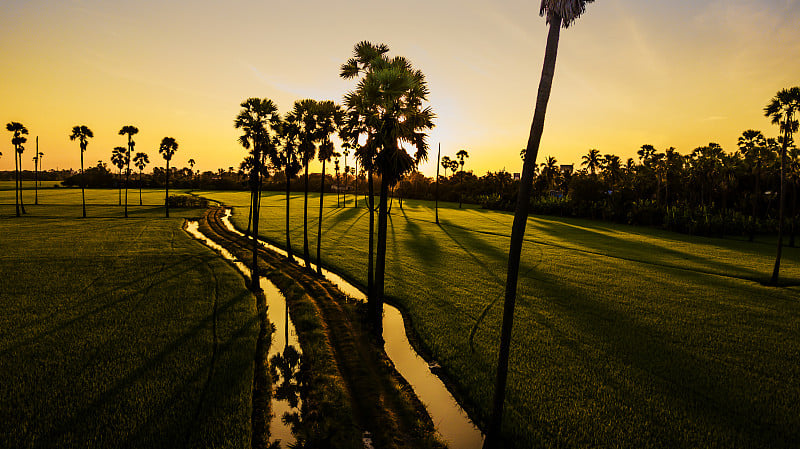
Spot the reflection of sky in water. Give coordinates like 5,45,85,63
218,210,484,447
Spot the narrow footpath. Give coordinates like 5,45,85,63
197,206,446,449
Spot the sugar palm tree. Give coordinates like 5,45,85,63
111,146,127,206
6,122,28,217
456,149,469,208
235,97,281,291
441,155,452,179
582,148,601,175
158,137,178,218
485,1,594,446
342,42,435,336
315,100,343,274
70,125,94,218
118,126,138,217
133,152,149,205
342,148,350,205
278,111,302,260
292,99,319,269
764,86,800,285
738,129,767,241
187,158,196,187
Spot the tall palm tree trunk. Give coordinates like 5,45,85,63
459,169,464,208
485,14,562,448
34,137,39,205
124,159,130,218
303,162,311,268
81,151,86,218
354,160,359,208
770,132,789,285
14,146,20,217
316,160,326,275
435,143,440,224
251,158,261,291
286,172,293,260
374,174,390,338
139,170,143,205
18,152,25,214
367,169,376,330
165,161,170,218
118,169,122,205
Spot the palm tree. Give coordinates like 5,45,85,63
118,126,138,217
738,129,767,241
342,42,435,336
764,86,800,285
235,98,281,292
33,137,40,205
69,125,94,218
278,111,302,260
7,123,28,217
158,137,179,218
581,148,601,175
341,148,350,206
485,2,594,446
292,99,319,269
133,152,149,205
111,146,127,206
441,155,452,179
456,149,469,208
187,158,196,187
314,101,343,275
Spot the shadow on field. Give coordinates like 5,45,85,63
527,266,799,448
399,208,440,263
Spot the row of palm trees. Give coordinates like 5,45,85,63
5,123,179,218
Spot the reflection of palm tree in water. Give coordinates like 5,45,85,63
270,344,303,446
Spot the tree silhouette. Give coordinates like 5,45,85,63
441,155,452,179
764,86,800,285
133,152,149,205
582,148,601,175
738,129,767,241
111,146,128,206
188,158,196,187
292,99,319,270
278,111,302,261
315,100,343,275
485,1,594,446
341,41,434,336
158,137,178,218
456,149,469,208
235,98,281,292
69,125,94,218
6,122,28,217
119,126,139,217
33,138,41,205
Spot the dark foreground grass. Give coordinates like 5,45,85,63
202,190,800,449
0,194,259,448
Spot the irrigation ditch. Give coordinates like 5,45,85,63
185,206,485,448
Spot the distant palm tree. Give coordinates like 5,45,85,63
293,99,319,269
188,158,196,187
485,2,594,446
6,122,28,217
158,137,179,218
738,129,767,241
133,152,149,205
278,111,302,260
441,155,452,179
314,100,343,275
33,138,40,205
70,125,94,218
456,149,469,208
342,148,350,205
582,148,601,175
111,146,128,206
235,98,281,292
118,126,139,217
764,86,800,285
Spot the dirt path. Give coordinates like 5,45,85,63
197,206,444,449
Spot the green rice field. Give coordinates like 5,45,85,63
201,190,800,449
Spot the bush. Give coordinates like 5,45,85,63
167,195,208,208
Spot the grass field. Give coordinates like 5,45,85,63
0,189,259,448
202,190,800,448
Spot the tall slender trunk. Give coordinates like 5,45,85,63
251,151,261,291
459,168,464,208
34,136,39,205
124,143,130,217
367,169,375,304
139,170,143,205
373,173,389,339
485,15,562,448
18,152,25,214
343,153,348,206
118,169,122,205
81,150,86,218
435,143,440,224
14,145,20,217
317,159,326,275
770,126,790,285
286,170,293,260
354,160,359,208
165,161,170,218
303,161,311,268
246,190,254,236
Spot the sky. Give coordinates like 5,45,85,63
1,0,799,177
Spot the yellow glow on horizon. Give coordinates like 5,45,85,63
2,0,799,177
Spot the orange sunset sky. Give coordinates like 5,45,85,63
2,0,799,177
